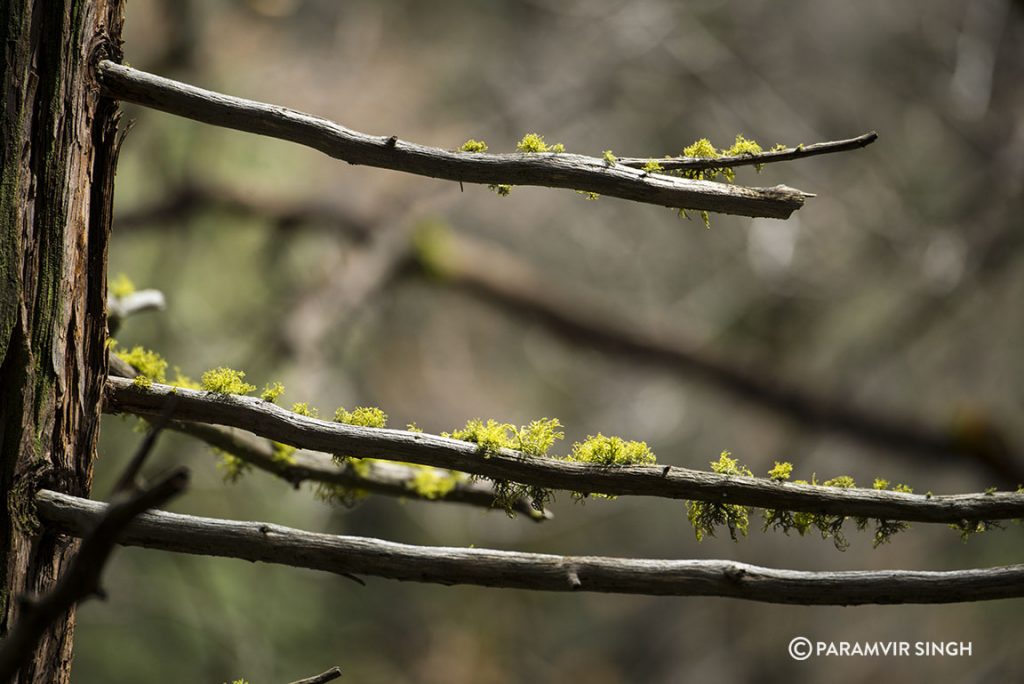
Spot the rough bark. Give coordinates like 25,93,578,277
0,1,124,681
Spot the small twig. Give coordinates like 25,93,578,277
287,666,342,684
0,424,188,682
36,490,1024,605
96,60,820,219
104,376,1024,525
110,394,180,495
617,132,878,171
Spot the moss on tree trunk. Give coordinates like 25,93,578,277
0,0,124,681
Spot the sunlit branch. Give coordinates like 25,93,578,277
104,376,1024,524
37,491,1024,605
97,60,816,219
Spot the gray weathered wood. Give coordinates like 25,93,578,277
96,60,811,219
105,377,1024,524
36,490,1024,605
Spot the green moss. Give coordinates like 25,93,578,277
641,160,664,174
335,406,387,428
200,367,255,395
261,381,285,403
290,402,319,418
445,418,516,455
686,451,752,542
170,367,201,390
568,433,655,466
216,450,252,483
314,481,369,508
516,133,564,153
767,461,793,482
132,375,152,389
459,139,488,153
108,272,135,298
408,465,463,499
444,417,564,515
272,442,297,464
115,345,168,384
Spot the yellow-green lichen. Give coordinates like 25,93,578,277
767,461,793,482
602,149,617,165
686,451,752,542
261,381,285,403
568,433,655,466
408,465,463,499
216,449,252,483
335,406,387,428
516,133,564,153
459,139,488,153
291,402,319,418
641,160,664,174
116,345,168,384
109,272,136,298
201,367,255,395
488,183,513,196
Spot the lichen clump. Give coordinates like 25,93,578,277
686,451,753,541
516,133,565,154
459,139,488,153
568,434,656,466
116,345,168,385
108,273,136,298
201,367,256,395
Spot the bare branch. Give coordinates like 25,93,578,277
416,231,1024,485
104,376,1024,524
617,132,878,171
107,356,548,519
96,60,817,220
288,667,342,684
36,490,1024,605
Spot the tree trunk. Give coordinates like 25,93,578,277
0,1,124,681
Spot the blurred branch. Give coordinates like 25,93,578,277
0,415,188,682
36,490,1024,605
96,60,816,220
108,355,549,520
104,376,1024,524
417,232,1024,485
109,183,1023,484
288,667,342,684
617,132,878,171
107,288,165,336
115,181,372,242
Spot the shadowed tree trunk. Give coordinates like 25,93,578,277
0,0,124,681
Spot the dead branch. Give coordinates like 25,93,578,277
36,490,1024,605
96,60,824,219
103,376,1024,524
617,132,878,171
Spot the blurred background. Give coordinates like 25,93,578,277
80,0,1023,681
